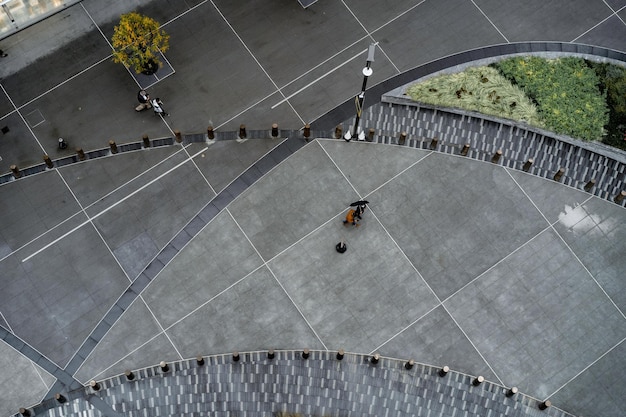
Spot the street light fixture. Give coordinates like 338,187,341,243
345,43,377,142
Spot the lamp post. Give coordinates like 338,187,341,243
345,43,377,142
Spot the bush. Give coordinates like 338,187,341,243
492,57,608,141
112,12,170,74
406,67,544,127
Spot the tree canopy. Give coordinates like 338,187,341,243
111,12,170,74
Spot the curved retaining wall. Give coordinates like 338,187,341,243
24,351,573,417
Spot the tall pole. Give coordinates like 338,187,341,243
345,43,377,142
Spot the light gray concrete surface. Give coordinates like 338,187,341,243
0,1,625,416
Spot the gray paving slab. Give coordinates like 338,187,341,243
553,197,626,312
141,209,264,329
213,0,366,88
0,111,44,174
275,39,398,124
0,341,55,417
74,298,162,383
83,333,179,383
376,305,499,382
550,340,626,417
318,139,431,197
474,0,612,43
370,1,506,73
21,61,172,158
577,14,626,53
126,1,282,133
215,91,305,131
86,157,214,278
444,228,626,398
1,5,108,106
0,170,83,251
0,4,98,80
371,152,549,300
58,146,181,208
167,266,326,357
1,222,128,367
505,169,592,224
228,141,360,260
268,210,440,353
187,139,283,194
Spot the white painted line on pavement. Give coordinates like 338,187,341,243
271,48,367,109
21,147,208,263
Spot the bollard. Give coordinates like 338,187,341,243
398,132,407,145
538,400,551,410
239,124,247,139
584,178,596,192
58,138,68,149
370,353,380,365
125,370,135,381
367,128,375,142
461,143,470,156
142,134,150,148
491,149,502,164
55,393,67,403
271,123,279,138
506,387,518,397
303,123,311,140
334,125,343,139
43,155,54,169
614,190,626,204
232,352,240,362
109,140,118,154
430,137,438,150
159,361,169,373
472,376,484,386
19,408,31,417
267,349,275,360
438,366,449,377
302,349,310,360
10,165,21,179
207,126,215,140
196,355,205,366
336,241,347,253
523,158,533,172
90,380,100,391
336,349,345,360
405,359,414,370
174,130,182,143
553,167,565,182
76,148,85,161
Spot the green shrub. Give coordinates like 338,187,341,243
492,57,608,141
406,67,543,127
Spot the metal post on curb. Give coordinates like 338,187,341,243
345,43,377,142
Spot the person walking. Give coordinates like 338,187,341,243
343,208,360,227
135,90,151,111
151,97,169,116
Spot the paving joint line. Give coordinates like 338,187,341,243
63,137,309,383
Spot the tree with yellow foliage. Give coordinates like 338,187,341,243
111,12,170,74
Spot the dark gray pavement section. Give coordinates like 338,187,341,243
0,1,625,417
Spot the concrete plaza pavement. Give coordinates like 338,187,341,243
0,1,625,417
